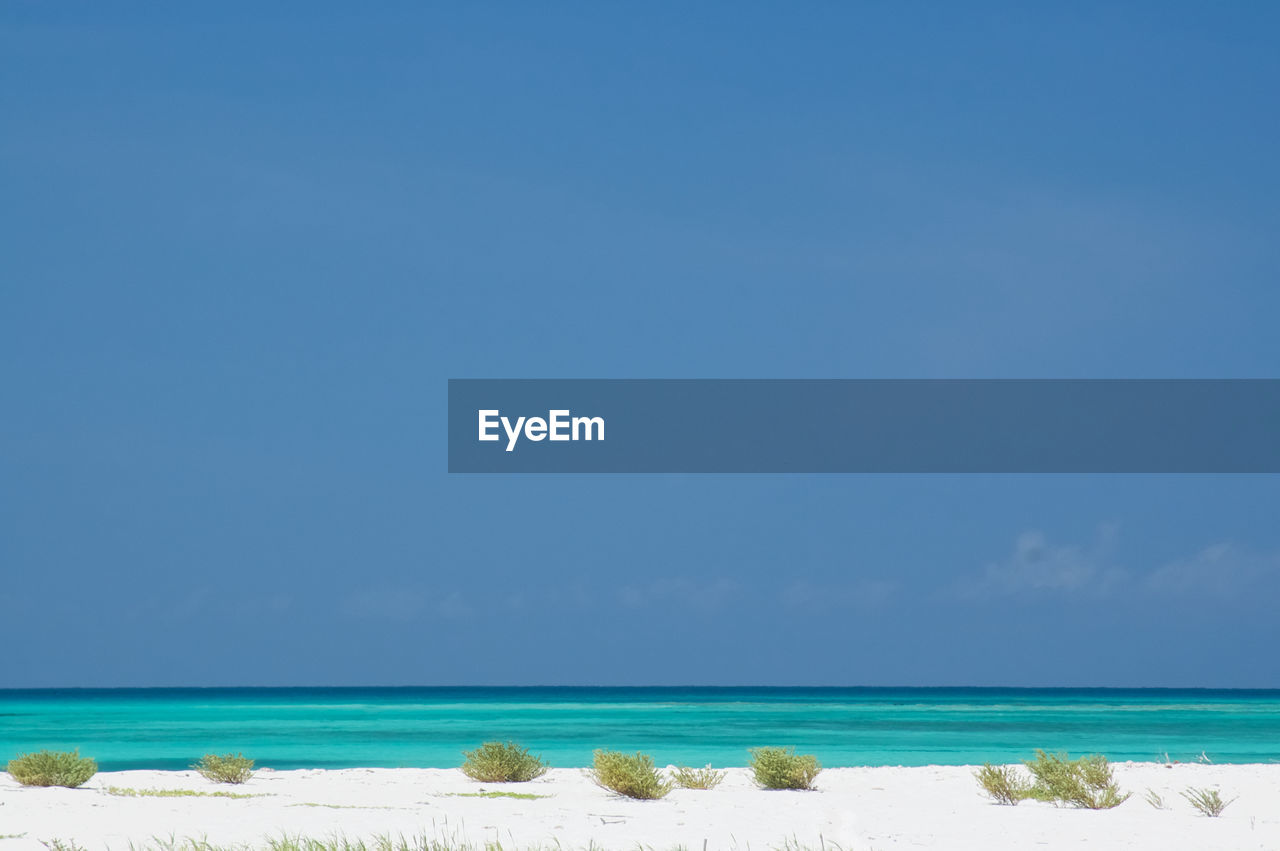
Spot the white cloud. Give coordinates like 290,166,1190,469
965,526,1126,597
1144,543,1280,598
964,527,1280,602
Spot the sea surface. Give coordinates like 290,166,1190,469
2,687,1278,771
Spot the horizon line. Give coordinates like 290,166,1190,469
3,684,1280,692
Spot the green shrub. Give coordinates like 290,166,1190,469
974,763,1031,805
1182,786,1234,817
590,750,673,800
1024,750,1130,809
748,747,821,790
671,764,725,790
7,749,98,788
192,753,255,784
460,742,549,783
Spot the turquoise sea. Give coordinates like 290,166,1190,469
2,688,1278,771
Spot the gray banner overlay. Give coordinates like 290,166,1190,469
448,379,1280,473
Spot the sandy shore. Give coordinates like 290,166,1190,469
2,763,1278,850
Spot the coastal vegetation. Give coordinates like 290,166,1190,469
6,748,97,788
671,764,726,790
1023,750,1130,809
43,836,842,851
39,841,87,851
449,790,549,800
748,747,821,790
974,763,1032,805
193,753,256,784
1182,786,1234,817
589,750,673,799
105,786,262,799
288,802,400,811
460,742,549,783
973,751,1130,808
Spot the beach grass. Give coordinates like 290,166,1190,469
589,750,673,800
41,841,87,851
448,790,549,800
1024,751,1130,809
459,742,549,783
193,754,255,785
7,749,97,788
107,835,836,851
1182,786,1234,816
114,835,738,851
106,786,264,799
288,803,402,811
748,747,821,791
671,765,726,790
974,763,1031,805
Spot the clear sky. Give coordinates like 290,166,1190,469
3,3,1278,688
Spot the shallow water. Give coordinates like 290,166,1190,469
2,687,1278,770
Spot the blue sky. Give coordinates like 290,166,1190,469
3,3,1278,687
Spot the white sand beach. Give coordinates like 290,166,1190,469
2,762,1278,850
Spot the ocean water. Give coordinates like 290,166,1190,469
1,687,1278,771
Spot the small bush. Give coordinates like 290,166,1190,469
974,763,1031,805
748,747,821,790
671,764,725,790
7,749,98,788
192,753,255,784
1024,750,1130,809
590,750,673,800
1143,788,1169,809
460,742,549,783
1182,786,1234,817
